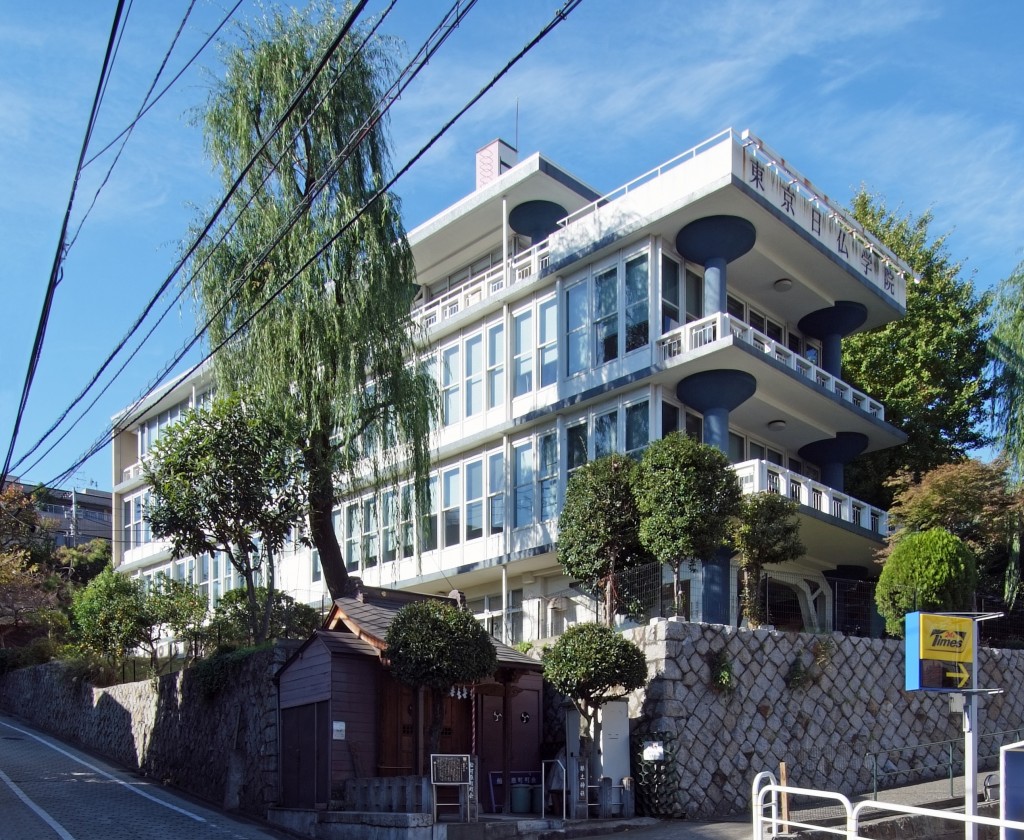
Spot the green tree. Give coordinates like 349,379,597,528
557,455,648,625
144,396,306,645
634,433,742,612
71,568,150,666
0,483,51,569
732,493,805,628
542,622,646,739
190,2,435,600
875,527,978,637
384,599,497,758
210,587,321,648
150,576,209,662
989,259,1024,479
52,538,111,584
887,460,1024,611
843,191,990,508
0,551,54,648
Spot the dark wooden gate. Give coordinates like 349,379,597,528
280,700,330,808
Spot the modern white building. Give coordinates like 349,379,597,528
111,128,910,643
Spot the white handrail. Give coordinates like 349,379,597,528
752,780,1024,840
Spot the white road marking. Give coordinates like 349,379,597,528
0,720,207,823
0,766,76,840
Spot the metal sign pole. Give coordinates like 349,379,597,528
965,636,977,840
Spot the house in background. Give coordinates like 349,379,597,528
8,477,112,550
111,127,911,643
275,587,542,811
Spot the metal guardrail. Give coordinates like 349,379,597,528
752,774,1024,840
867,727,1024,800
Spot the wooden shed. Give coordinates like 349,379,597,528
275,587,543,811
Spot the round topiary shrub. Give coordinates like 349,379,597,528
875,527,977,637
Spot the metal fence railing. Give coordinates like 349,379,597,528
586,563,1024,643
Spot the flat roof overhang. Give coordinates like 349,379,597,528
409,153,600,289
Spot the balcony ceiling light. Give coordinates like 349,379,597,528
767,419,787,430
774,277,793,292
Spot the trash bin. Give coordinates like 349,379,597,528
531,785,544,814
510,784,531,813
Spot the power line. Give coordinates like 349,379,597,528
10,0,378,478
64,0,200,258
82,0,245,170
0,0,128,493
44,0,586,491
35,0,472,483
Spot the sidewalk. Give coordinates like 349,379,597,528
549,773,996,840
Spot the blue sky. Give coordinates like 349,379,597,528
2,0,1022,491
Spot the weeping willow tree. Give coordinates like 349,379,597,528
189,3,436,598
990,259,1024,481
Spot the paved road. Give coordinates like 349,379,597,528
0,714,290,840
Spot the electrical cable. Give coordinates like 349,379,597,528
19,0,441,481
0,0,128,493
64,0,199,258
43,0,586,491
10,0,378,477
83,0,245,170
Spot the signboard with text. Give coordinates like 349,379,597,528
905,612,974,691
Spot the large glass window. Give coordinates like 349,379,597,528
685,269,703,322
567,422,588,475
362,498,378,568
512,310,534,397
421,475,438,551
594,409,618,457
661,255,680,333
594,267,619,364
382,490,397,563
443,468,461,547
487,323,505,409
538,298,558,387
566,282,588,375
539,433,558,520
465,334,483,417
513,443,534,527
442,344,460,425
466,460,484,541
488,452,505,535
625,401,650,456
400,485,414,558
624,254,649,352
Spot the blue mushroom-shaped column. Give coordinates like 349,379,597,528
675,215,756,318
798,432,869,494
677,369,757,624
798,301,867,379
508,200,567,244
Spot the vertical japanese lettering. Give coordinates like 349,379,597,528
811,208,822,236
836,230,849,258
749,159,765,192
883,265,896,295
781,187,796,216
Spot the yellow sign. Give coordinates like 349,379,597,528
919,614,973,662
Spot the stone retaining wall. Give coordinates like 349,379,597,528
0,646,291,816
623,620,1024,818
3,624,1023,822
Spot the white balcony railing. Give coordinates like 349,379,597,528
732,459,887,536
121,461,145,483
413,243,551,332
658,313,885,420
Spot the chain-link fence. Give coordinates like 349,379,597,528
577,563,1024,644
